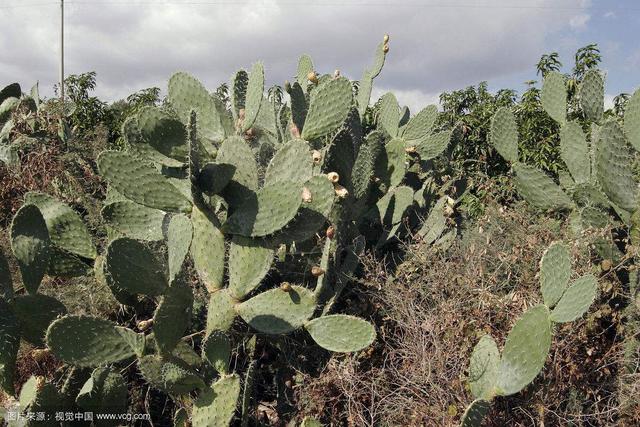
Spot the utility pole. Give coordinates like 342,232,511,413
60,0,64,104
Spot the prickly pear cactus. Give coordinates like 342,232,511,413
461,241,598,426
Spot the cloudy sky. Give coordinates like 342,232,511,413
1,0,639,111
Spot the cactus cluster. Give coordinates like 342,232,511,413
490,70,640,229
461,241,598,427
0,36,458,425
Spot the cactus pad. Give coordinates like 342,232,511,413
46,315,137,367
105,238,167,297
356,71,373,122
13,294,66,347
24,192,96,259
216,136,259,206
0,298,19,394
265,175,335,245
559,121,590,184
153,275,193,354
460,399,491,427
241,62,265,132
135,106,188,165
101,200,166,242
549,274,597,323
541,71,566,124
202,330,231,374
513,163,573,211
624,89,640,150
223,182,303,237
305,314,375,353
378,92,400,137
138,355,205,395
539,241,571,308
236,285,316,334
230,69,248,120
191,205,225,291
168,72,224,142
264,139,313,185
595,120,638,212
301,77,353,141
228,236,273,300
378,138,406,188
167,214,192,282
468,335,499,400
490,107,518,163
192,374,241,427
197,162,236,195
206,289,237,334
496,305,552,396
416,129,452,160
76,367,128,417
10,204,51,294
296,54,314,92
580,70,604,122
98,151,191,213
402,104,438,142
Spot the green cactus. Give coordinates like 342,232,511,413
462,241,598,425
540,71,567,125
304,314,376,353
202,330,231,374
192,374,241,427
97,151,191,213
301,77,353,141
101,200,166,241
12,294,66,347
46,315,138,367
167,213,193,282
153,275,193,354
10,204,51,294
105,237,167,297
236,285,316,334
76,367,128,425
0,298,19,394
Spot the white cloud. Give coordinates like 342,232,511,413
0,0,593,104
569,13,591,31
603,11,616,19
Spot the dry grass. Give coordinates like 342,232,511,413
297,201,632,426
